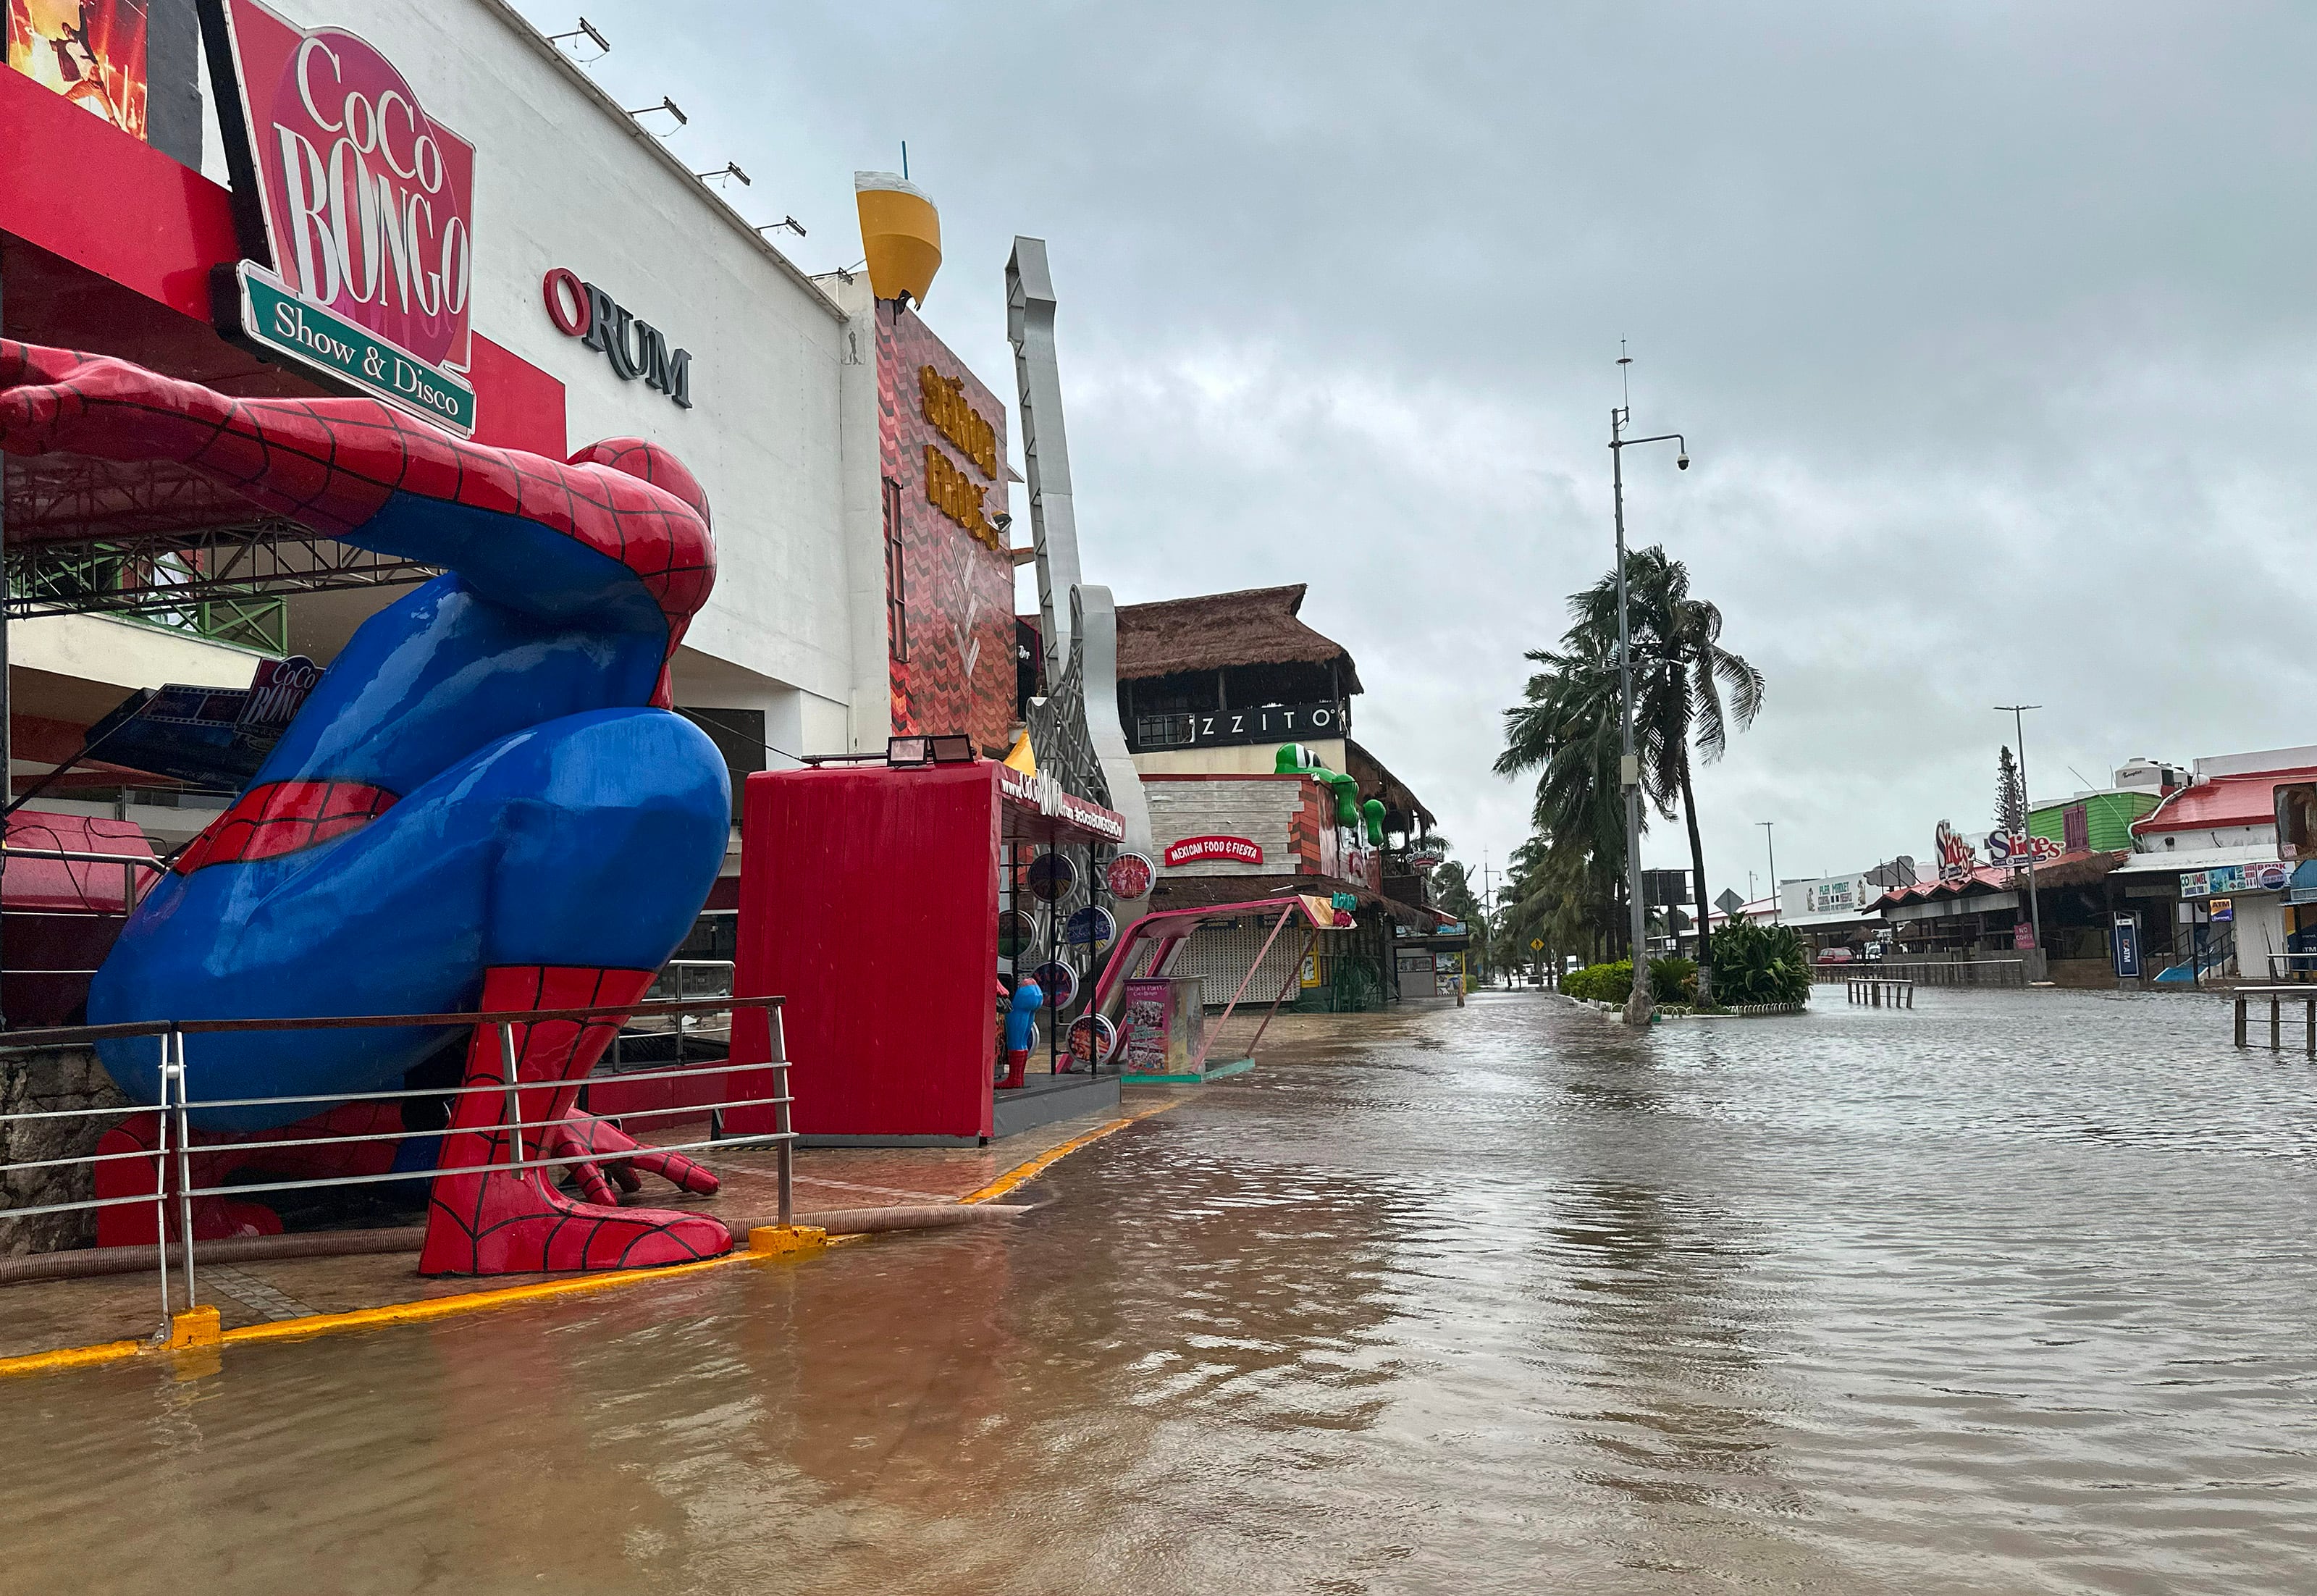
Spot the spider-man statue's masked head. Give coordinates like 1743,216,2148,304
570,437,712,533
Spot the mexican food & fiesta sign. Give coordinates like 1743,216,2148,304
1164,835,1264,867
213,0,478,433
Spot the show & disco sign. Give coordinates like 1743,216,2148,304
210,0,479,432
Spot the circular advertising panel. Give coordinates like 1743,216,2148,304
1063,905,1117,946
1106,851,1156,899
1067,1012,1118,1067
1025,851,1079,903
1030,959,1079,1009
996,907,1043,963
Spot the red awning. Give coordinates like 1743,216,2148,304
5,810,156,912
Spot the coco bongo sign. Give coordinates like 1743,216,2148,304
209,0,479,433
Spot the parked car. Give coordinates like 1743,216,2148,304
1816,946,1855,965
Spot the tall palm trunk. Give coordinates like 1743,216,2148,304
1676,745,1714,1007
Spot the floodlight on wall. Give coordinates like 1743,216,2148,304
697,162,751,188
625,96,687,130
888,734,977,768
546,18,609,60
756,217,808,239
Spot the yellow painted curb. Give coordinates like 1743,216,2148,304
959,1096,1184,1206
222,1244,773,1348
0,1337,147,1379
167,1306,222,1349
747,1225,829,1258
0,1094,1178,1378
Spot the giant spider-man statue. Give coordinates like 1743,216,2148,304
0,340,736,1274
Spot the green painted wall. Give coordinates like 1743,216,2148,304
2028,791,2161,852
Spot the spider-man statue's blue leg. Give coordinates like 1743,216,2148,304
92,709,733,1271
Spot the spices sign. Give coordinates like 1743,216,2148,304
1164,835,1263,867
216,0,477,431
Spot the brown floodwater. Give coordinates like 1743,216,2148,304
4,988,2316,1595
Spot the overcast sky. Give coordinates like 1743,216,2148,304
516,1,2317,899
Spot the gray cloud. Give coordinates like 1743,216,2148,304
518,0,2317,889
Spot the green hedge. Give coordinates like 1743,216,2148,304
1564,957,1697,1005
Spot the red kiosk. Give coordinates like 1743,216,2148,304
728,752,1127,1145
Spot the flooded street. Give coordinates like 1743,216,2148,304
6,988,2316,1595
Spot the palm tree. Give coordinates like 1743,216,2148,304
1492,625,1636,959
1568,547,1764,1004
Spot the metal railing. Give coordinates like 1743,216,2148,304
605,960,735,1072
1845,976,1916,1008
1813,959,2027,988
0,991,790,1340
0,843,167,912
2233,986,2317,1053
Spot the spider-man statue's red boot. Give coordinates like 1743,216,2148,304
418,966,733,1275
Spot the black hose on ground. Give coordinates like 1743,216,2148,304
0,1201,1038,1287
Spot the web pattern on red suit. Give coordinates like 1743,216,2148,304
172,780,399,875
419,965,731,1275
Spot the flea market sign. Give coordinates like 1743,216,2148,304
216,0,479,433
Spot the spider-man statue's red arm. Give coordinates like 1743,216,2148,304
0,339,714,706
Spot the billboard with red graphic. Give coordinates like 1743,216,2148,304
6,0,148,140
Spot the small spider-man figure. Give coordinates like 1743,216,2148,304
1,340,736,1274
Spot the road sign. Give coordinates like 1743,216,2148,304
1529,938,1544,952
1715,888,1744,915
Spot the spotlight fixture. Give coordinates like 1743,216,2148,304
696,162,750,188
755,216,807,239
887,734,977,768
624,96,686,129
545,18,609,59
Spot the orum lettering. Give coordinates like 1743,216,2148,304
552,272,694,408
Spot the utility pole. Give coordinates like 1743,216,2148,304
1607,358,1689,1027
1997,705,2044,973
1481,849,1494,987
1758,822,1778,918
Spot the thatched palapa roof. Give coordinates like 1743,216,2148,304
1114,584,1363,692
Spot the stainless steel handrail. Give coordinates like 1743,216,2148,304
0,990,794,1337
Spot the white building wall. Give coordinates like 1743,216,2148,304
2140,823,2273,852
827,273,895,754
263,0,862,751
1134,739,1348,778
1144,776,1309,874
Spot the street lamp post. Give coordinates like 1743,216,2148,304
1997,704,2044,973
1609,401,1689,1026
